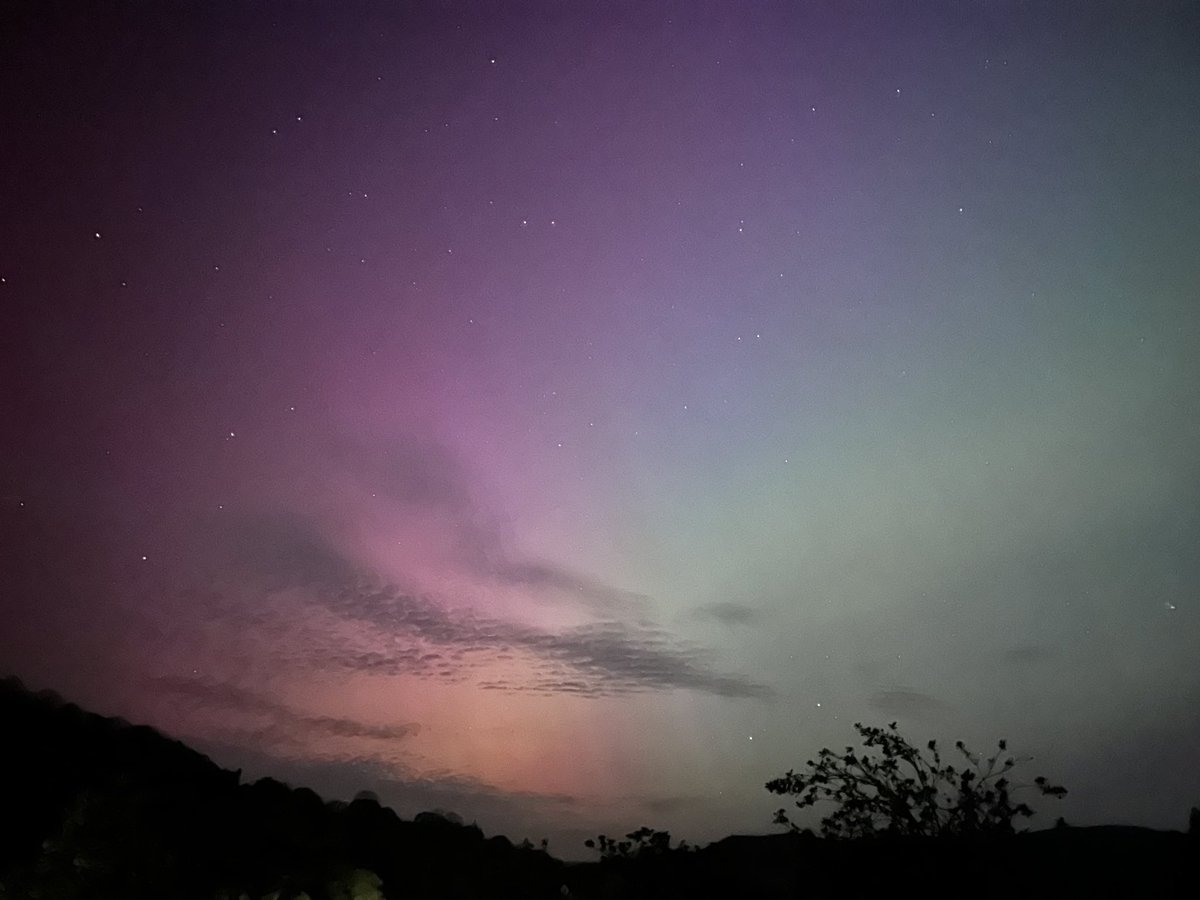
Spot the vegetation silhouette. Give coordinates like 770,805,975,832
1,675,1195,899
0,676,561,900
766,721,1067,839
584,827,693,859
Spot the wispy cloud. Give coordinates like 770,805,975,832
187,738,585,843
316,431,648,617
692,601,759,627
487,559,651,617
213,513,770,699
308,583,770,698
150,675,420,742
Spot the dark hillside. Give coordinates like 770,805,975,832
1,676,1195,899
0,676,563,899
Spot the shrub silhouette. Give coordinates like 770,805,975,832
766,721,1066,839
584,827,690,859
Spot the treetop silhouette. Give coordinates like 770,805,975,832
766,721,1067,839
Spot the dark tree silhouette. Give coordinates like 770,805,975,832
8,677,1194,899
584,827,690,859
766,721,1066,839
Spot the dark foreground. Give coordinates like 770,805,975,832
1,676,1194,899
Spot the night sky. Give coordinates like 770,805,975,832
3,1,1199,855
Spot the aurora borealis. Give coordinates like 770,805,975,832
2,2,1198,854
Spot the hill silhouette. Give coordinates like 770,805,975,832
0,676,564,899
0,675,1195,899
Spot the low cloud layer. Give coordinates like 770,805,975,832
207,512,769,699
185,736,586,850
151,675,421,743
693,601,759,627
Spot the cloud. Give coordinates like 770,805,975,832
185,737,585,844
228,426,648,618
209,513,770,699
150,675,420,743
312,589,771,698
487,559,650,617
692,601,758,627
519,622,771,698
335,433,653,616
192,735,721,859
867,688,944,716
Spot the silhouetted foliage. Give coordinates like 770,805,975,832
584,826,692,860
766,721,1067,839
2,676,1195,900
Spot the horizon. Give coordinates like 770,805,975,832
4,670,1186,860
2,1,1198,859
